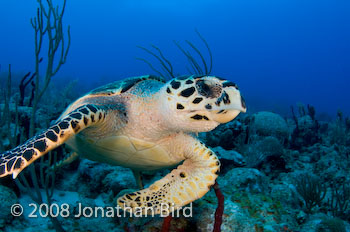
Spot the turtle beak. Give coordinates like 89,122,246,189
209,88,246,123
211,110,241,123
240,95,247,112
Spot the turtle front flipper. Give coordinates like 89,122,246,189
117,138,220,215
0,104,107,179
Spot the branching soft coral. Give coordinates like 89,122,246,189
295,173,326,213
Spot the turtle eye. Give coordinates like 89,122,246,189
196,80,222,98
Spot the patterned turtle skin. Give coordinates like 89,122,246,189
0,74,246,215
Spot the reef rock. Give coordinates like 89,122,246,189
219,167,267,194
0,185,18,228
203,119,247,150
300,214,350,232
242,136,287,174
250,111,290,141
291,115,321,149
212,146,246,173
71,160,134,198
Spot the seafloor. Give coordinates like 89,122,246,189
0,82,349,232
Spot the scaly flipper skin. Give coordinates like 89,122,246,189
117,136,220,215
0,104,107,178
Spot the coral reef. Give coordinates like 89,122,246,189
2,67,350,232
1,85,350,232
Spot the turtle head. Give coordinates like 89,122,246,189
159,75,246,132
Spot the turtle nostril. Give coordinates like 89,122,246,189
196,80,222,98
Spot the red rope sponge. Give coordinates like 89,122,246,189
213,180,224,232
161,215,173,232
160,180,224,232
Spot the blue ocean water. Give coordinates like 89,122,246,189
0,0,349,116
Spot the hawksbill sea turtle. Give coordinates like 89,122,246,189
0,74,246,214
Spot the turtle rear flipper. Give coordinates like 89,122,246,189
0,104,107,179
